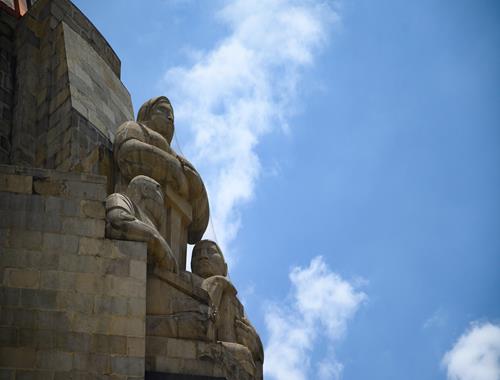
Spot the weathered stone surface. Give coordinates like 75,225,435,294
0,166,147,377
106,175,177,273
111,96,209,270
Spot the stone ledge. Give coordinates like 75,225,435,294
0,164,107,184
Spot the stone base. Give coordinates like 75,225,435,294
0,164,148,378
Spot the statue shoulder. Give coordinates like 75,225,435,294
202,275,237,295
105,192,135,214
114,121,146,146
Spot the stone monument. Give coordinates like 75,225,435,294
0,0,263,379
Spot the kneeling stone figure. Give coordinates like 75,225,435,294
105,175,177,272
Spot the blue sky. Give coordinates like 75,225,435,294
73,1,500,379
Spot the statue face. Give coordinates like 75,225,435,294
150,101,174,143
192,243,226,278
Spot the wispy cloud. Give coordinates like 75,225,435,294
423,307,448,330
442,322,500,380
162,0,337,258
264,256,366,380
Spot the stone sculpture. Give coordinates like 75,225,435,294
106,96,263,378
192,240,264,379
105,175,177,272
113,96,209,244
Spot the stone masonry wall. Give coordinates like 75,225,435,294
0,10,15,163
10,0,133,192
0,165,147,379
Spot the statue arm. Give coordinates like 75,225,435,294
116,139,188,197
235,316,264,363
177,155,210,243
202,276,232,312
106,207,178,272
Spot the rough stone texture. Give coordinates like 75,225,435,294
8,0,132,192
0,9,15,163
112,96,209,272
0,165,148,378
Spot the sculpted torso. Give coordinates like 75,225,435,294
113,96,209,243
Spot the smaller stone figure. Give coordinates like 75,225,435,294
192,240,264,378
105,175,177,272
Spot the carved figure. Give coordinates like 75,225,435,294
113,96,209,243
192,240,264,377
105,175,177,272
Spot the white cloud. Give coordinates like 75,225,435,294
264,256,366,380
162,0,337,258
442,322,500,380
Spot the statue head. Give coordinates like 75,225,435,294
126,175,165,227
137,96,174,144
191,239,227,278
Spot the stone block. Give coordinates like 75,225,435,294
94,295,128,316
36,310,71,331
71,313,110,335
0,307,36,328
80,199,104,219
129,260,146,282
103,258,130,277
43,232,79,254
113,240,147,262
18,329,55,350
0,192,44,212
0,370,13,380
166,338,197,360
127,337,145,357
62,217,104,238
41,271,76,291
0,228,9,246
64,180,106,201
20,288,58,309
104,276,144,298
145,336,169,357
0,326,17,346
59,254,101,273
79,236,106,257
33,177,66,197
14,370,55,380
5,268,40,288
9,230,42,250
0,286,20,306
73,352,112,373
109,316,144,337
75,272,104,294
0,173,32,194
90,334,127,355
45,196,79,216
35,350,73,371
127,297,146,317
111,356,144,377
55,331,91,352
0,347,36,368
56,291,93,314
154,356,182,375
146,316,177,339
